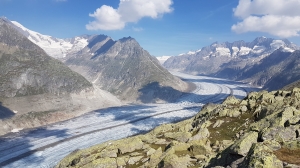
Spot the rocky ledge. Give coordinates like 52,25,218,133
57,88,300,168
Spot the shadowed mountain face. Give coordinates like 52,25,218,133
65,35,187,102
0,18,92,98
218,49,300,91
262,50,300,90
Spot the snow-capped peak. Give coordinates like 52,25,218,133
11,21,88,59
179,49,201,56
156,56,171,64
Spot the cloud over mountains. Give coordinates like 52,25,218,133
86,0,173,30
232,0,300,38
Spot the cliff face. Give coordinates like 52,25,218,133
57,88,300,168
65,35,188,102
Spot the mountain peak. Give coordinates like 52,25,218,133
119,36,135,43
0,16,12,25
253,36,273,43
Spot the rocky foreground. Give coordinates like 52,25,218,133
57,88,300,168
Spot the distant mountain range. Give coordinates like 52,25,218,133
9,18,188,103
164,37,300,90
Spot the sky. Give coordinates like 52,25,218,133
0,0,300,56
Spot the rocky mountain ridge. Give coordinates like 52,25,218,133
0,17,92,97
0,18,121,135
10,18,189,103
163,37,300,91
65,35,188,102
57,87,300,168
164,37,298,75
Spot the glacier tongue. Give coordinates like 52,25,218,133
11,21,88,59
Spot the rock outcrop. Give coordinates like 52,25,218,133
57,88,300,168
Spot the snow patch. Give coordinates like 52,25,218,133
239,47,252,55
252,45,266,54
11,128,23,133
216,47,230,56
11,21,88,59
156,56,171,64
282,47,295,52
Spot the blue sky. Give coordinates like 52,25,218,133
1,0,300,56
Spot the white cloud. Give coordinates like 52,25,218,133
86,5,125,30
86,0,173,31
132,27,144,32
232,0,300,38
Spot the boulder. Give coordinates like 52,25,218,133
147,147,163,167
242,143,283,168
127,156,143,165
116,156,129,167
261,126,297,143
146,148,156,156
189,128,210,141
164,132,192,143
168,141,191,152
163,154,192,168
259,93,275,104
189,139,212,156
152,123,173,135
240,105,248,112
222,96,241,105
89,157,117,168
227,109,241,117
117,137,144,154
229,131,258,156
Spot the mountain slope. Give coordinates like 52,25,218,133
217,48,300,91
262,50,300,90
65,35,188,102
0,18,121,135
0,18,92,97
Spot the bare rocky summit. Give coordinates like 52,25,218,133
57,88,300,168
65,35,188,102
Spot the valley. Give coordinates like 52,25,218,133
1,1,300,167
0,72,257,168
